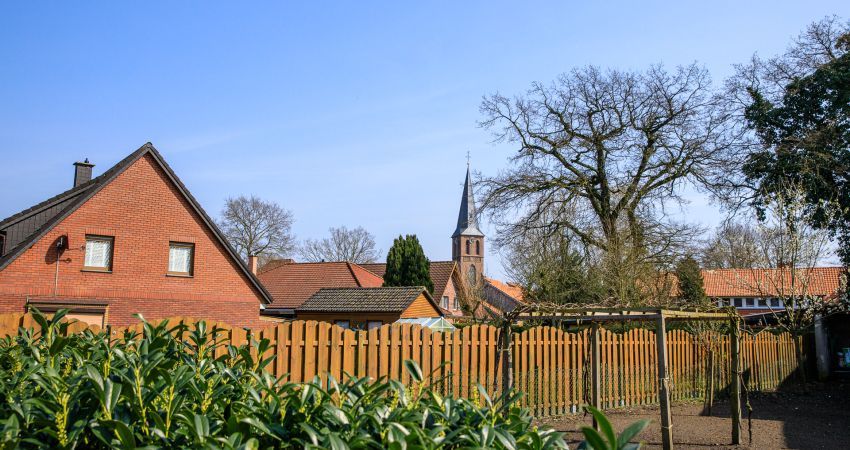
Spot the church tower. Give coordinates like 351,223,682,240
452,165,484,287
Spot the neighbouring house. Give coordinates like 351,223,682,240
257,260,384,319
0,143,273,328
701,267,845,317
360,261,466,317
295,286,442,330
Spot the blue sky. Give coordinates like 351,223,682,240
1,2,845,279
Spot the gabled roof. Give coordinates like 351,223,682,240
452,166,484,238
0,143,273,304
296,286,441,314
257,261,385,309
360,260,459,297
700,267,845,298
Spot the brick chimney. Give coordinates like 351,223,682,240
73,159,95,187
248,255,259,274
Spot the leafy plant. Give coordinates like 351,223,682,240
577,406,650,450
0,309,569,449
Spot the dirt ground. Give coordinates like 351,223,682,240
537,382,850,449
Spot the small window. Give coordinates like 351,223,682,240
770,298,781,307
475,240,480,255
733,298,743,308
367,321,382,330
334,320,350,329
465,239,471,254
83,235,113,271
746,298,756,307
757,299,767,307
441,296,449,309
168,242,194,276
453,297,459,311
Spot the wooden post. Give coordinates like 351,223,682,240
590,322,601,430
655,315,673,450
730,318,741,445
500,322,514,394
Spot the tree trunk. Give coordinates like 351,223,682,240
794,334,807,385
703,348,715,415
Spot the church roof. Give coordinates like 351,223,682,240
452,166,484,238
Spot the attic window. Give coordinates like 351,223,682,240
168,242,194,276
83,235,113,272
0,231,5,256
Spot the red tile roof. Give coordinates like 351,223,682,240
701,267,845,298
257,261,384,309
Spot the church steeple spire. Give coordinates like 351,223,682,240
451,162,485,288
452,166,484,238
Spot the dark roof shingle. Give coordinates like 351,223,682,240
296,286,436,313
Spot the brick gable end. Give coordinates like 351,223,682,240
0,153,264,327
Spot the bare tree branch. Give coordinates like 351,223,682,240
299,226,380,263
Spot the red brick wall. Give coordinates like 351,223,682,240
0,153,265,328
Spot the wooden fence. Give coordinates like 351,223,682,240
0,314,803,417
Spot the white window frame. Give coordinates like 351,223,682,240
83,235,114,272
168,242,194,276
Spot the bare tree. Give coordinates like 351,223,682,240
479,64,738,305
217,195,296,263
700,221,763,269
299,226,380,263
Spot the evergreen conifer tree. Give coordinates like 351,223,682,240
676,255,708,306
383,234,434,293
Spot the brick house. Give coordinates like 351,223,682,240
295,287,442,330
0,143,272,328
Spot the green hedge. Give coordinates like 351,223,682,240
0,310,569,449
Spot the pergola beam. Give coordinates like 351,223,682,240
503,306,738,449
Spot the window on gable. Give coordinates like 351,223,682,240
83,235,113,272
453,296,459,311
168,242,194,276
441,296,449,309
